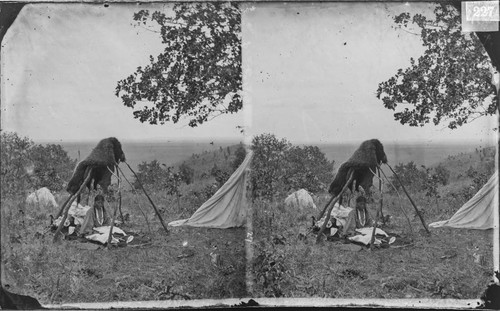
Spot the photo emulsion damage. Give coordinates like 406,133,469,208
1,1,499,309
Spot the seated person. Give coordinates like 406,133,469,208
79,194,111,236
340,196,372,237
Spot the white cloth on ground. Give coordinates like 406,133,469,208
348,227,388,245
85,226,128,244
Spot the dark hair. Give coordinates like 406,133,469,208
356,196,367,203
94,194,105,202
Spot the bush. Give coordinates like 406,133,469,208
390,162,450,197
232,144,247,170
1,132,76,197
133,160,168,191
283,145,334,193
179,162,194,185
1,132,34,197
250,133,334,200
251,134,291,200
29,144,77,192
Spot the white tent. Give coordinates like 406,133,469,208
429,171,498,230
168,150,253,229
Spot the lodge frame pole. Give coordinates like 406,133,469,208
107,165,121,247
316,169,355,244
317,195,336,221
370,166,383,249
125,162,169,234
386,163,430,234
55,195,72,219
116,165,152,233
53,168,93,242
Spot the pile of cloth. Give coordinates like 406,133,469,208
52,202,133,245
52,202,91,235
86,226,133,245
315,203,395,246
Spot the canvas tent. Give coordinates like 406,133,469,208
168,150,253,229
429,171,498,230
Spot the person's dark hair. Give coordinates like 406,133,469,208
356,196,367,204
94,194,105,203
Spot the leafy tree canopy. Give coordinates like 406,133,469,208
116,3,242,127
377,3,497,129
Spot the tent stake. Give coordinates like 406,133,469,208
125,162,169,234
53,168,93,242
386,163,430,235
316,170,355,244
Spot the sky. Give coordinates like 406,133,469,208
242,2,497,145
1,3,246,143
1,2,497,146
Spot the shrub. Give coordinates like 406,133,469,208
232,144,247,170
133,160,168,190
179,162,194,185
250,133,335,200
282,145,334,193
1,132,76,197
29,144,77,192
1,132,34,197
250,134,291,200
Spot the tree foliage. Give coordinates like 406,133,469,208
0,132,76,197
133,160,165,190
283,145,334,193
29,144,77,192
250,134,291,199
115,3,242,127
389,161,450,196
377,3,497,129
231,144,246,170
250,133,335,200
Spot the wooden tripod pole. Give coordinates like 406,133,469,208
386,163,430,235
317,195,336,221
107,165,121,247
316,170,355,244
125,162,169,234
53,168,93,242
55,195,73,219
370,166,383,249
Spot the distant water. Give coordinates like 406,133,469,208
59,139,241,174
58,140,494,174
316,142,493,169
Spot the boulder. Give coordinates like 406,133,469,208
26,187,58,209
284,189,317,210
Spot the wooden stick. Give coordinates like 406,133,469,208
370,167,383,249
316,169,355,244
107,165,120,248
55,195,73,219
386,163,430,235
317,195,336,221
116,165,152,234
378,167,414,237
125,162,169,234
53,168,93,242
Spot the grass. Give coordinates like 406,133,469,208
1,142,496,304
249,191,494,299
1,189,247,304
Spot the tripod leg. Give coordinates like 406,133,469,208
316,170,355,244
53,168,93,242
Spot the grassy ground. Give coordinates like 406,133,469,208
1,190,247,304
249,192,494,299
